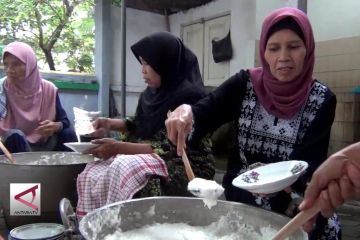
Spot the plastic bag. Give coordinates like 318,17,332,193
73,107,101,140
211,31,233,63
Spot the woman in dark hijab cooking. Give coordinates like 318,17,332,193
76,31,215,217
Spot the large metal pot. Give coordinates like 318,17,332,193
79,196,308,239
0,152,95,229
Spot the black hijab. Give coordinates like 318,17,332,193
130,31,206,139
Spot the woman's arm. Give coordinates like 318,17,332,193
166,70,248,154
89,118,128,139
94,118,127,132
87,138,153,159
55,93,70,130
191,70,247,138
35,93,69,138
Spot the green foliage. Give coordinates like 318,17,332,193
112,0,122,7
0,0,95,73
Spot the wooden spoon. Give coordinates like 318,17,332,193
182,148,195,181
166,110,195,181
272,199,321,240
0,140,15,164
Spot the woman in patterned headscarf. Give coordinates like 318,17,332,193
76,32,215,217
166,7,340,240
0,42,77,153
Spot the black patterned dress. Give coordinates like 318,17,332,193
191,70,340,240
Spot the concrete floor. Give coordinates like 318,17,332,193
337,200,360,240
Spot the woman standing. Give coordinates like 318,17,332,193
166,8,340,239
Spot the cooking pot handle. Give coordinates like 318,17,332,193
59,198,79,237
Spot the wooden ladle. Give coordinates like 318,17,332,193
166,110,195,181
272,199,321,240
0,140,15,163
182,148,195,181
183,148,224,201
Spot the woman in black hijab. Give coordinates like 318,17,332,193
77,32,215,215
130,31,207,139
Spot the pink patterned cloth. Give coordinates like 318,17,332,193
76,153,169,217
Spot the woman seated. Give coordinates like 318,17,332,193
76,32,215,217
0,42,77,153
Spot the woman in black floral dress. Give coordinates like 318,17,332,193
166,7,340,240
76,32,214,216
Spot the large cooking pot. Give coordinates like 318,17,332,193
79,196,308,239
0,152,95,229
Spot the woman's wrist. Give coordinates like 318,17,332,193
57,122,63,132
118,142,153,154
109,118,126,132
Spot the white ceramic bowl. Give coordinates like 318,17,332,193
64,142,99,153
232,160,308,194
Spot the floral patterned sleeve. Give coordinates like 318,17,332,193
138,128,215,197
146,134,168,156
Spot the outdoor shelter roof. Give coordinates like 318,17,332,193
126,0,214,15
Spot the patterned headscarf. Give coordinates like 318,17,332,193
0,42,57,143
249,7,315,119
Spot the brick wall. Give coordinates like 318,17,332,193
314,36,360,154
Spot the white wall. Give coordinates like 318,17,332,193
308,0,360,41
169,0,232,36
255,0,298,37
255,0,360,42
109,0,360,117
111,7,167,116
169,0,256,74
169,0,300,74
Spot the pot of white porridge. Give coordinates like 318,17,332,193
79,196,308,240
0,152,95,230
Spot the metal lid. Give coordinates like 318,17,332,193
9,223,65,240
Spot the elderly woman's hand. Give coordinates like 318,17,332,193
35,120,62,141
85,138,122,159
165,104,193,156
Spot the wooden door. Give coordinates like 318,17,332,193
203,14,230,86
182,14,230,87
182,22,204,77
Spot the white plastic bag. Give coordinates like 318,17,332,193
73,107,101,140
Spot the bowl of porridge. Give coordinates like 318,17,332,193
79,196,308,240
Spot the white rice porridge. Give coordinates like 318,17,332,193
102,215,282,240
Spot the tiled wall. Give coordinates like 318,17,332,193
314,36,360,154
